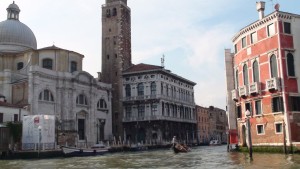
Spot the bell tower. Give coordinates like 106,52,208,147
101,0,132,138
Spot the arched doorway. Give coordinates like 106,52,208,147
137,127,146,143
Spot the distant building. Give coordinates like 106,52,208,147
122,63,197,144
196,106,227,144
207,106,227,143
225,1,300,148
195,105,209,144
0,96,28,123
0,2,112,148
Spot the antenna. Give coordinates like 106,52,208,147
161,54,165,68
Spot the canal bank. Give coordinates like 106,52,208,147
0,144,173,160
0,145,300,169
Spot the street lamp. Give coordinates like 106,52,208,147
38,125,42,158
245,110,253,160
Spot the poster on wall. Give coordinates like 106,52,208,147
22,115,55,150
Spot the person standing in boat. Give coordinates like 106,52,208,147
172,136,177,147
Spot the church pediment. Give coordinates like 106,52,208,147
73,71,96,84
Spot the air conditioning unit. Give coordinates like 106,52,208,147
266,77,279,91
239,85,248,97
249,82,261,94
231,89,238,101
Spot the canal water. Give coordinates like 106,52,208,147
1,145,300,169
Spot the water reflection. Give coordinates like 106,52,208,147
0,145,299,169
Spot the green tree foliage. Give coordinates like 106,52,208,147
6,122,22,143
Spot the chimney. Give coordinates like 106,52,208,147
256,1,266,20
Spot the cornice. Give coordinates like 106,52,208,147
232,11,294,42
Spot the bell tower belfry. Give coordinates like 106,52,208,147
101,0,132,138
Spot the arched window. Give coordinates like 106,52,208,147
76,94,88,105
39,89,54,102
71,61,77,73
17,62,24,70
166,85,169,96
243,64,249,85
270,54,278,78
97,99,107,109
253,60,259,82
235,70,239,89
42,59,53,70
287,53,295,76
125,84,131,97
161,82,164,95
137,83,144,96
106,9,111,17
150,82,156,95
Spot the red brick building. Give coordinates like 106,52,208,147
225,2,300,149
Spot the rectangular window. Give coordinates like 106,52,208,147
125,107,132,118
255,100,262,115
242,37,246,48
245,102,252,115
234,44,237,53
0,113,3,123
14,114,18,122
267,23,275,37
138,105,145,117
284,22,291,34
78,119,85,140
272,97,283,113
257,124,265,135
275,123,283,134
151,104,157,116
251,32,257,44
236,105,242,118
290,96,300,111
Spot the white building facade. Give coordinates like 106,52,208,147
122,64,197,144
0,2,112,148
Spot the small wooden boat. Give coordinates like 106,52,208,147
61,146,108,157
173,144,190,153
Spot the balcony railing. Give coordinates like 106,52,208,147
123,94,195,105
122,115,197,124
231,89,238,101
238,85,248,97
266,77,279,91
249,82,260,95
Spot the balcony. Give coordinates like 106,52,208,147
231,89,238,101
123,115,197,124
266,77,279,91
249,82,260,95
238,85,248,97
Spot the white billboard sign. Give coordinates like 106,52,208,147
22,115,55,150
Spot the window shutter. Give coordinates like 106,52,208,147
271,98,274,113
280,97,284,112
288,96,292,111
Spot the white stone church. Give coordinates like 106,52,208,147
0,2,112,148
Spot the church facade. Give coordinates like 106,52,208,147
0,2,112,148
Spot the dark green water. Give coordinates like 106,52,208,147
1,145,300,169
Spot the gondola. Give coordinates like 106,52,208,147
172,143,190,153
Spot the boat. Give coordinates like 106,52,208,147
172,143,190,153
61,146,109,157
209,139,221,146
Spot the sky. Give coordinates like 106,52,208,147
1,0,300,110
